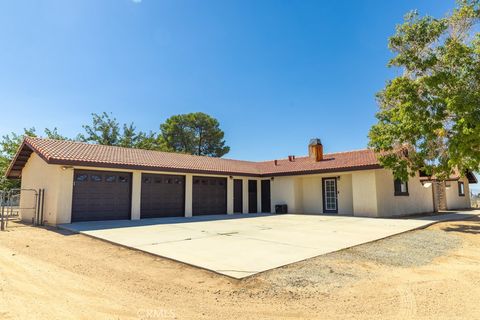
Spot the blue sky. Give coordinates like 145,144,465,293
0,1,466,161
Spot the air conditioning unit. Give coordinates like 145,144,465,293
275,204,288,214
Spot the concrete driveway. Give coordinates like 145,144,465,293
59,212,475,278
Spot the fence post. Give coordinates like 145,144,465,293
0,193,4,231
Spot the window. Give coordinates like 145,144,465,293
458,181,465,197
143,177,152,184
90,174,102,182
105,175,116,183
75,174,88,182
394,179,409,196
118,176,129,183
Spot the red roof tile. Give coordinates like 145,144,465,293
6,137,382,178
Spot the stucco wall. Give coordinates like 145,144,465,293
445,177,471,210
375,170,434,217
351,170,378,217
19,153,70,224
299,174,353,215
271,176,301,213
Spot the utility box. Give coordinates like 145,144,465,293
275,204,288,214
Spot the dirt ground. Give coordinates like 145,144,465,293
0,216,479,320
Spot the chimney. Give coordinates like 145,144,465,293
308,138,323,162
274,160,278,166
288,155,295,162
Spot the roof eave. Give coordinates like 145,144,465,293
466,171,478,184
47,158,264,177
5,139,30,179
262,164,383,177
4,137,51,179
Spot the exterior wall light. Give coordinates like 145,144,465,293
61,165,74,171
422,182,432,188
420,180,432,188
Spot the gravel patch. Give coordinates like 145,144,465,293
337,229,463,268
243,228,463,299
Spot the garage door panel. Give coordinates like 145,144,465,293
141,174,185,218
72,170,132,222
192,176,227,216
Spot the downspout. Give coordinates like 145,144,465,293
40,189,45,225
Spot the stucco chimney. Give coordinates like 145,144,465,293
308,138,323,162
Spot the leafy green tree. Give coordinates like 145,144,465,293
369,0,480,181
135,131,163,151
78,112,121,146
44,127,70,140
78,112,163,150
160,112,230,157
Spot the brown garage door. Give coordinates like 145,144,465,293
72,170,131,222
192,176,227,215
141,173,185,218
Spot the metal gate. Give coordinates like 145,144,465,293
0,188,44,231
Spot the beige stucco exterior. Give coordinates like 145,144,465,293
19,153,74,225
351,170,378,217
375,170,434,217
271,173,354,215
18,153,473,225
445,177,471,210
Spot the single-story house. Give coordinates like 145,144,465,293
5,136,477,225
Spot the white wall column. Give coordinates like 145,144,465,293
185,174,193,217
256,179,262,213
242,179,249,214
227,177,234,214
131,171,141,220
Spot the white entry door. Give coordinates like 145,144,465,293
323,178,338,213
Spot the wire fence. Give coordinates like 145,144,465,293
1,188,43,231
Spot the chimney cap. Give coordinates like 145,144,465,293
309,138,322,146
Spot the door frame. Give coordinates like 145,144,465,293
233,179,243,213
261,179,271,213
322,177,338,214
248,180,258,213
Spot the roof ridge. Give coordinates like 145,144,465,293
255,148,373,163
26,136,260,164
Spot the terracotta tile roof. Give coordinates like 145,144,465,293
6,136,382,178
257,149,380,176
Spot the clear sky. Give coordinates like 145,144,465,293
0,0,465,161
